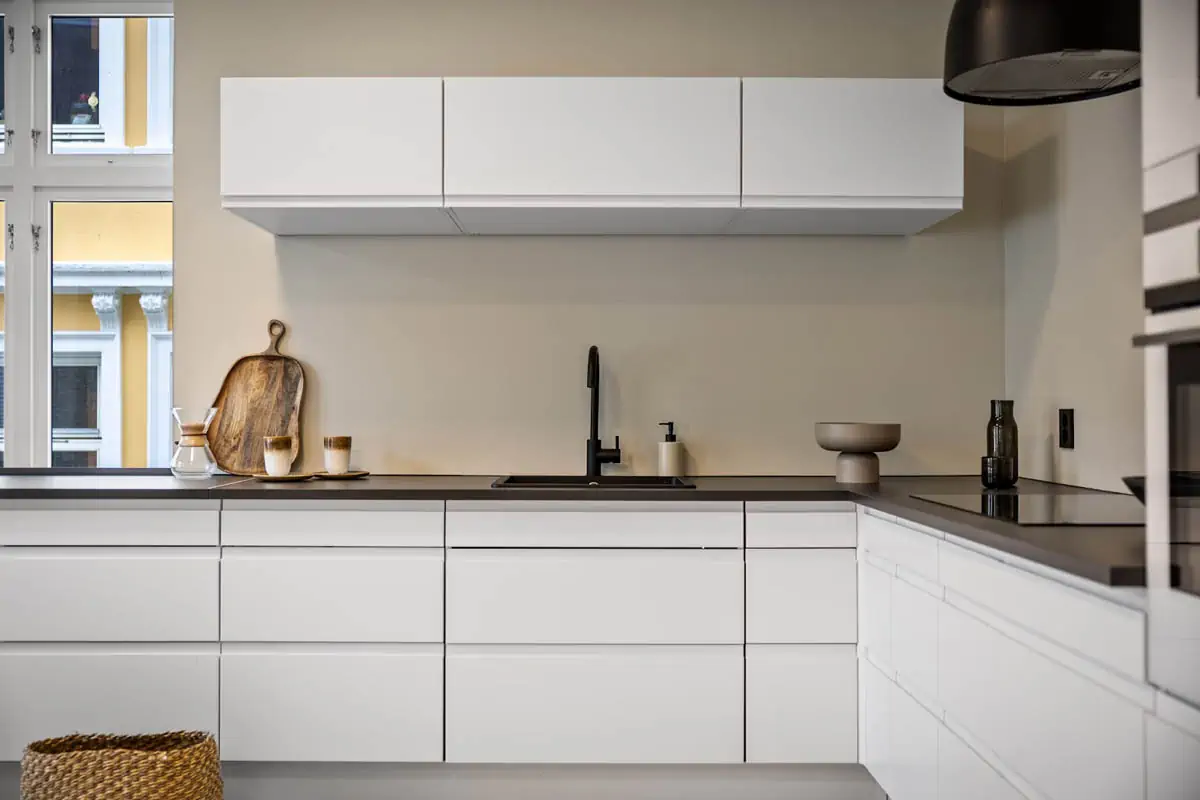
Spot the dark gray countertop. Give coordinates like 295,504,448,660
0,472,1147,587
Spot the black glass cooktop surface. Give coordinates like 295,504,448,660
911,492,1145,526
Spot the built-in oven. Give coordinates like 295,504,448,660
1138,333,1200,708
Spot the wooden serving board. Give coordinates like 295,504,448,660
208,320,304,476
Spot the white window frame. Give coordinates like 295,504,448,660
146,327,169,466
1,0,172,470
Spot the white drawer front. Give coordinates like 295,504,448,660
938,723,1026,800
891,574,939,709
447,549,742,644
1148,715,1200,800
445,644,743,763
0,646,218,760
746,645,857,764
220,645,443,762
889,674,940,800
746,503,856,548
859,556,892,671
0,508,218,546
446,501,742,548
221,502,443,547
221,548,443,643
0,548,218,642
858,511,939,584
939,602,1144,800
746,549,856,643
940,540,1145,682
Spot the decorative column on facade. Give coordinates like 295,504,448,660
139,291,170,332
90,291,121,332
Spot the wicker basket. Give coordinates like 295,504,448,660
21,731,222,800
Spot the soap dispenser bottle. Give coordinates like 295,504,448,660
658,421,685,478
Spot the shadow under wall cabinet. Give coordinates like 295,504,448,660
219,77,963,237
0,500,221,761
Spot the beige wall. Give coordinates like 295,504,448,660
1003,94,1144,492
175,0,1006,475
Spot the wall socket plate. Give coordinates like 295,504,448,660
1058,408,1075,450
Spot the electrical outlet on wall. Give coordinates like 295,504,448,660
1058,409,1075,450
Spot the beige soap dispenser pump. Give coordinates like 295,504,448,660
658,421,685,478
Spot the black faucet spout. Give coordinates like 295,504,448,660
585,345,621,477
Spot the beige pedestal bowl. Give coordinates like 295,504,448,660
815,422,902,484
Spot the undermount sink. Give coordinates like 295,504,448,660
492,475,695,489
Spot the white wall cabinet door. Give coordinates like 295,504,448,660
746,549,856,644
746,645,857,763
221,548,443,643
1142,2,1200,170
733,78,963,235
446,549,743,645
938,723,1024,800
444,78,741,234
0,647,218,760
0,547,218,642
445,645,743,763
220,645,443,762
220,78,456,235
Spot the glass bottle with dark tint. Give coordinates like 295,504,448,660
987,399,1018,473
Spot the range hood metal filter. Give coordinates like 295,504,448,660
944,0,1140,106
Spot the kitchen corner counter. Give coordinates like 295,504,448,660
0,472,1147,587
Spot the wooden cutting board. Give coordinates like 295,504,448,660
208,320,304,476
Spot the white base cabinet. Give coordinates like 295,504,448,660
0,647,218,760
746,645,857,763
445,645,743,764
220,646,443,762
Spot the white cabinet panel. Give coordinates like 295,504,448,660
859,556,892,671
858,511,939,585
746,549,856,644
221,503,444,547
222,78,443,199
1141,2,1200,169
734,78,963,235
221,548,443,643
890,678,940,800
746,645,857,763
938,723,1025,800
891,574,939,708
447,549,742,644
745,504,857,548
446,501,742,548
445,645,743,763
939,602,1144,800
0,506,218,546
0,646,218,760
0,548,218,642
1147,715,1200,800
444,78,740,234
940,540,1145,682
220,645,443,762
861,659,894,794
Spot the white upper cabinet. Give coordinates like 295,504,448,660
220,78,458,235
443,77,742,234
1142,2,1200,170
732,78,964,235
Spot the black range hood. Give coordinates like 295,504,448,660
944,0,1140,106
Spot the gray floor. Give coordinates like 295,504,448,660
2,762,884,800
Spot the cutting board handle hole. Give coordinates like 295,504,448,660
264,319,286,355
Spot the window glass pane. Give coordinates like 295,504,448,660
50,16,173,154
51,201,173,468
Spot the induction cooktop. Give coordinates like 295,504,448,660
910,492,1145,526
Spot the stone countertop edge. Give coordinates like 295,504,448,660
0,473,1146,588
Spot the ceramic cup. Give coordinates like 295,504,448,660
263,435,294,477
324,436,352,475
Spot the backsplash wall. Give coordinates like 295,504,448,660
175,0,1006,475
